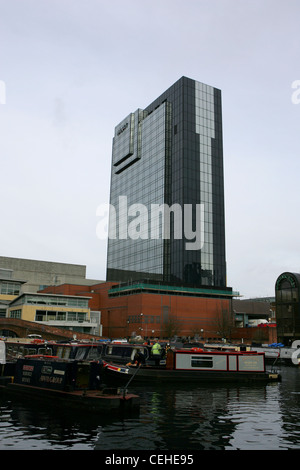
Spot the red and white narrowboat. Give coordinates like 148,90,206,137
103,347,281,384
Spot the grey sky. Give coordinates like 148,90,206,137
0,0,299,298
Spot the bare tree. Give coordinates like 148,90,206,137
163,315,182,339
213,308,235,340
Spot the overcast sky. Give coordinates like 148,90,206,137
0,0,299,298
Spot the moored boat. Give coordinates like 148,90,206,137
0,356,139,414
250,341,300,365
103,347,281,384
2,337,167,367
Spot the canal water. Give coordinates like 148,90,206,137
0,365,300,451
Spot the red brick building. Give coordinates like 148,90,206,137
41,281,236,340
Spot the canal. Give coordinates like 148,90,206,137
0,365,299,451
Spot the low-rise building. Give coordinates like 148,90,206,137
6,292,101,336
41,280,238,340
232,298,274,327
0,269,26,317
0,257,104,335
0,256,102,293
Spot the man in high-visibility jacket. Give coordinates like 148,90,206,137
151,340,162,366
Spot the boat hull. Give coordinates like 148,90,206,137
104,363,280,384
2,382,139,413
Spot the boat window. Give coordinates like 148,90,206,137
56,346,71,359
37,347,53,355
113,346,128,357
63,348,71,359
107,346,130,357
7,344,24,358
24,348,37,356
56,346,63,358
125,347,136,357
131,348,137,361
86,347,102,360
130,347,147,361
191,356,213,368
16,345,24,356
75,348,87,360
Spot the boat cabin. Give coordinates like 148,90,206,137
102,343,152,364
170,349,266,372
5,340,55,360
53,342,104,362
13,357,103,392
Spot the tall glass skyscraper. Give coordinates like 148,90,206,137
106,76,227,289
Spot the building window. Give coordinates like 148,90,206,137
9,309,21,319
275,272,300,343
0,282,21,296
35,310,88,322
25,295,89,308
67,312,77,321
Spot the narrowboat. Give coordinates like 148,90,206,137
248,340,300,365
101,342,158,365
4,338,166,367
103,348,281,384
5,338,55,361
54,340,170,368
0,356,139,414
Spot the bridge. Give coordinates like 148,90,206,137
0,318,101,341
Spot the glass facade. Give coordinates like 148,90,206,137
275,272,300,343
107,77,227,288
10,294,89,308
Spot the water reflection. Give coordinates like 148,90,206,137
1,366,300,450
94,382,280,450
277,366,300,449
0,397,108,449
